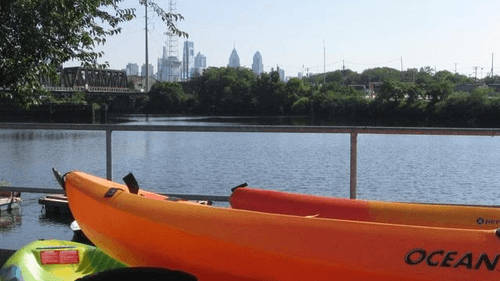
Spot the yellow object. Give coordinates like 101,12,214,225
0,240,125,281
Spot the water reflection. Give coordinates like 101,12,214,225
122,115,314,126
0,208,21,232
0,131,101,141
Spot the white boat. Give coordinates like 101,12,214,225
0,191,21,211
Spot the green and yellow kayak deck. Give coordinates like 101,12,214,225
0,240,126,281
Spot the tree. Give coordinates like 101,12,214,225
284,78,310,114
191,67,255,115
0,0,187,106
426,80,454,103
377,79,406,103
360,67,400,83
414,67,434,84
252,71,285,115
148,82,188,113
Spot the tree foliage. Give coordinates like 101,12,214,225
148,82,191,113
144,66,500,127
0,0,186,106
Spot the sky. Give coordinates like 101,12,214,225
76,0,500,78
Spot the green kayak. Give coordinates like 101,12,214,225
0,240,126,281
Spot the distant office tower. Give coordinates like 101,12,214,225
157,46,181,82
252,51,263,75
182,41,195,81
228,48,240,68
141,63,154,78
126,63,139,76
279,68,285,81
194,52,207,75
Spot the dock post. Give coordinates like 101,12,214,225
350,131,357,199
106,129,112,180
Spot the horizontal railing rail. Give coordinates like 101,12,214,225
2,122,500,199
0,186,230,202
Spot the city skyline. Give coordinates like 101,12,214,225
125,44,272,80
65,0,500,79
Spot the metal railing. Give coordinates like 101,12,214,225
1,123,500,199
44,86,137,94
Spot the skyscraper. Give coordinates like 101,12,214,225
194,52,207,74
126,63,139,76
141,63,154,78
183,41,195,81
228,48,240,68
279,68,285,81
252,51,263,75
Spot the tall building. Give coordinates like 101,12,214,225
141,63,154,78
182,41,195,81
194,52,207,75
278,68,285,82
252,51,263,75
126,63,139,76
228,48,240,68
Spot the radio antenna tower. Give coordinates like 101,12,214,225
165,0,179,81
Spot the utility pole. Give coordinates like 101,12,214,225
400,57,403,82
342,60,345,85
491,53,494,83
184,41,189,81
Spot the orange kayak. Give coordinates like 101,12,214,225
64,171,500,281
230,187,500,229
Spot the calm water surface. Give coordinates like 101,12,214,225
1,116,500,249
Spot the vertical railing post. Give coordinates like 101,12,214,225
350,131,358,199
106,129,112,180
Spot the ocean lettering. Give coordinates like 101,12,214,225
405,249,500,271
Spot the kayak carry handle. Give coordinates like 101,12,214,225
122,173,139,194
104,188,120,198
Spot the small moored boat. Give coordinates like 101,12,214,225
0,192,20,212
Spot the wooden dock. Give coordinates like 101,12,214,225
38,194,71,217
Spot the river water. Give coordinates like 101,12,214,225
1,116,500,250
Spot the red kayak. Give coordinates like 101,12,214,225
230,186,500,229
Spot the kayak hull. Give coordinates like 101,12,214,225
65,171,500,281
230,187,500,229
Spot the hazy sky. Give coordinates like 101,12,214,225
84,0,500,78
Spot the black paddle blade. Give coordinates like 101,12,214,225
123,173,139,194
52,168,66,190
